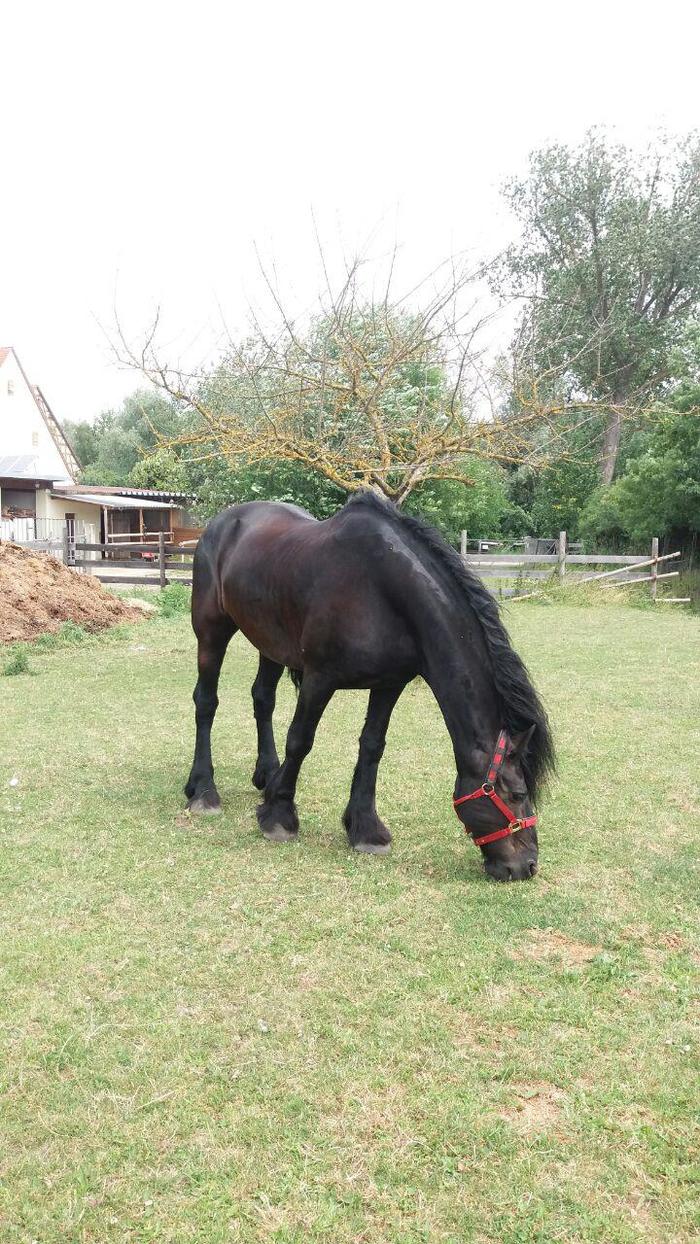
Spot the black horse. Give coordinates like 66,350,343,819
184,492,554,882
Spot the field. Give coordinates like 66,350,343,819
1,603,698,1243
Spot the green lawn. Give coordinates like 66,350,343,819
1,604,698,1243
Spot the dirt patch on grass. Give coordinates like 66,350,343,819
0,542,143,643
512,928,602,967
497,1082,568,1134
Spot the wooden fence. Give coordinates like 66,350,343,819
69,532,195,587
462,530,688,603
10,520,688,604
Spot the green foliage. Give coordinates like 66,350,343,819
583,410,700,544
156,583,191,617
128,447,189,493
80,425,143,485
65,391,189,487
62,419,99,468
404,459,517,542
529,456,601,538
580,326,700,551
2,645,32,676
185,457,345,522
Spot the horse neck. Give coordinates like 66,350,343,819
414,593,501,779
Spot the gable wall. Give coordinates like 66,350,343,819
0,351,74,482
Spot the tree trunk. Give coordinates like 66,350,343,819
600,398,623,485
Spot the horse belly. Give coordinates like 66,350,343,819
300,599,419,688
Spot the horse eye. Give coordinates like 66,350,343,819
512,790,528,801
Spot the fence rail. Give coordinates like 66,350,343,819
462,530,688,603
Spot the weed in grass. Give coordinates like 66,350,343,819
2,644,33,675
156,582,192,616
55,619,91,644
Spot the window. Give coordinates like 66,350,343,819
32,431,39,448
7,379,14,395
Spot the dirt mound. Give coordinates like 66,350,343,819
0,542,145,644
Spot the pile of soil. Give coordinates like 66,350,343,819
0,542,145,644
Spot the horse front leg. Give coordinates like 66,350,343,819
257,672,335,843
343,684,405,854
185,619,235,813
251,655,284,790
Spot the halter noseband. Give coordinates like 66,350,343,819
452,729,537,847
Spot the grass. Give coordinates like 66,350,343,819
1,604,698,1243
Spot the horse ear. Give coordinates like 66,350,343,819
508,724,536,759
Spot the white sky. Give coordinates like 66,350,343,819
1,0,698,422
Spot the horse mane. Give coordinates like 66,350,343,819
344,491,556,799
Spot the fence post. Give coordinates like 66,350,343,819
460,530,467,559
557,530,567,582
651,536,659,601
63,516,76,567
159,531,166,589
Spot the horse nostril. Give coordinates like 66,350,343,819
528,860,538,876
505,866,514,882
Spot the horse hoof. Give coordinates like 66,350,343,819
188,796,222,816
262,824,298,843
353,841,391,855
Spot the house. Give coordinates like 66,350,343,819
0,346,196,547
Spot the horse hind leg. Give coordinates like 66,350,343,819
257,671,334,843
251,655,284,790
185,616,236,813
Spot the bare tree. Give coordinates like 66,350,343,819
114,250,654,505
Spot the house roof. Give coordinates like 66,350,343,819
0,453,61,481
52,483,193,503
52,491,170,511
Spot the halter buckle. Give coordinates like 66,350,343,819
481,781,494,795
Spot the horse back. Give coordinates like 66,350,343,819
193,501,419,684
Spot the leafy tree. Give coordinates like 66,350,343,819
498,130,700,482
581,408,700,546
580,325,700,545
63,391,187,486
63,419,99,469
80,424,143,485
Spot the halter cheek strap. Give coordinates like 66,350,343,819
452,729,537,847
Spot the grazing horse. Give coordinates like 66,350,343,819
185,492,554,881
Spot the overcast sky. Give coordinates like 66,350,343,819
1,0,698,422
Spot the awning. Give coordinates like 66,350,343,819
51,492,169,510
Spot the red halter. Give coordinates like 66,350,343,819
452,730,537,847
